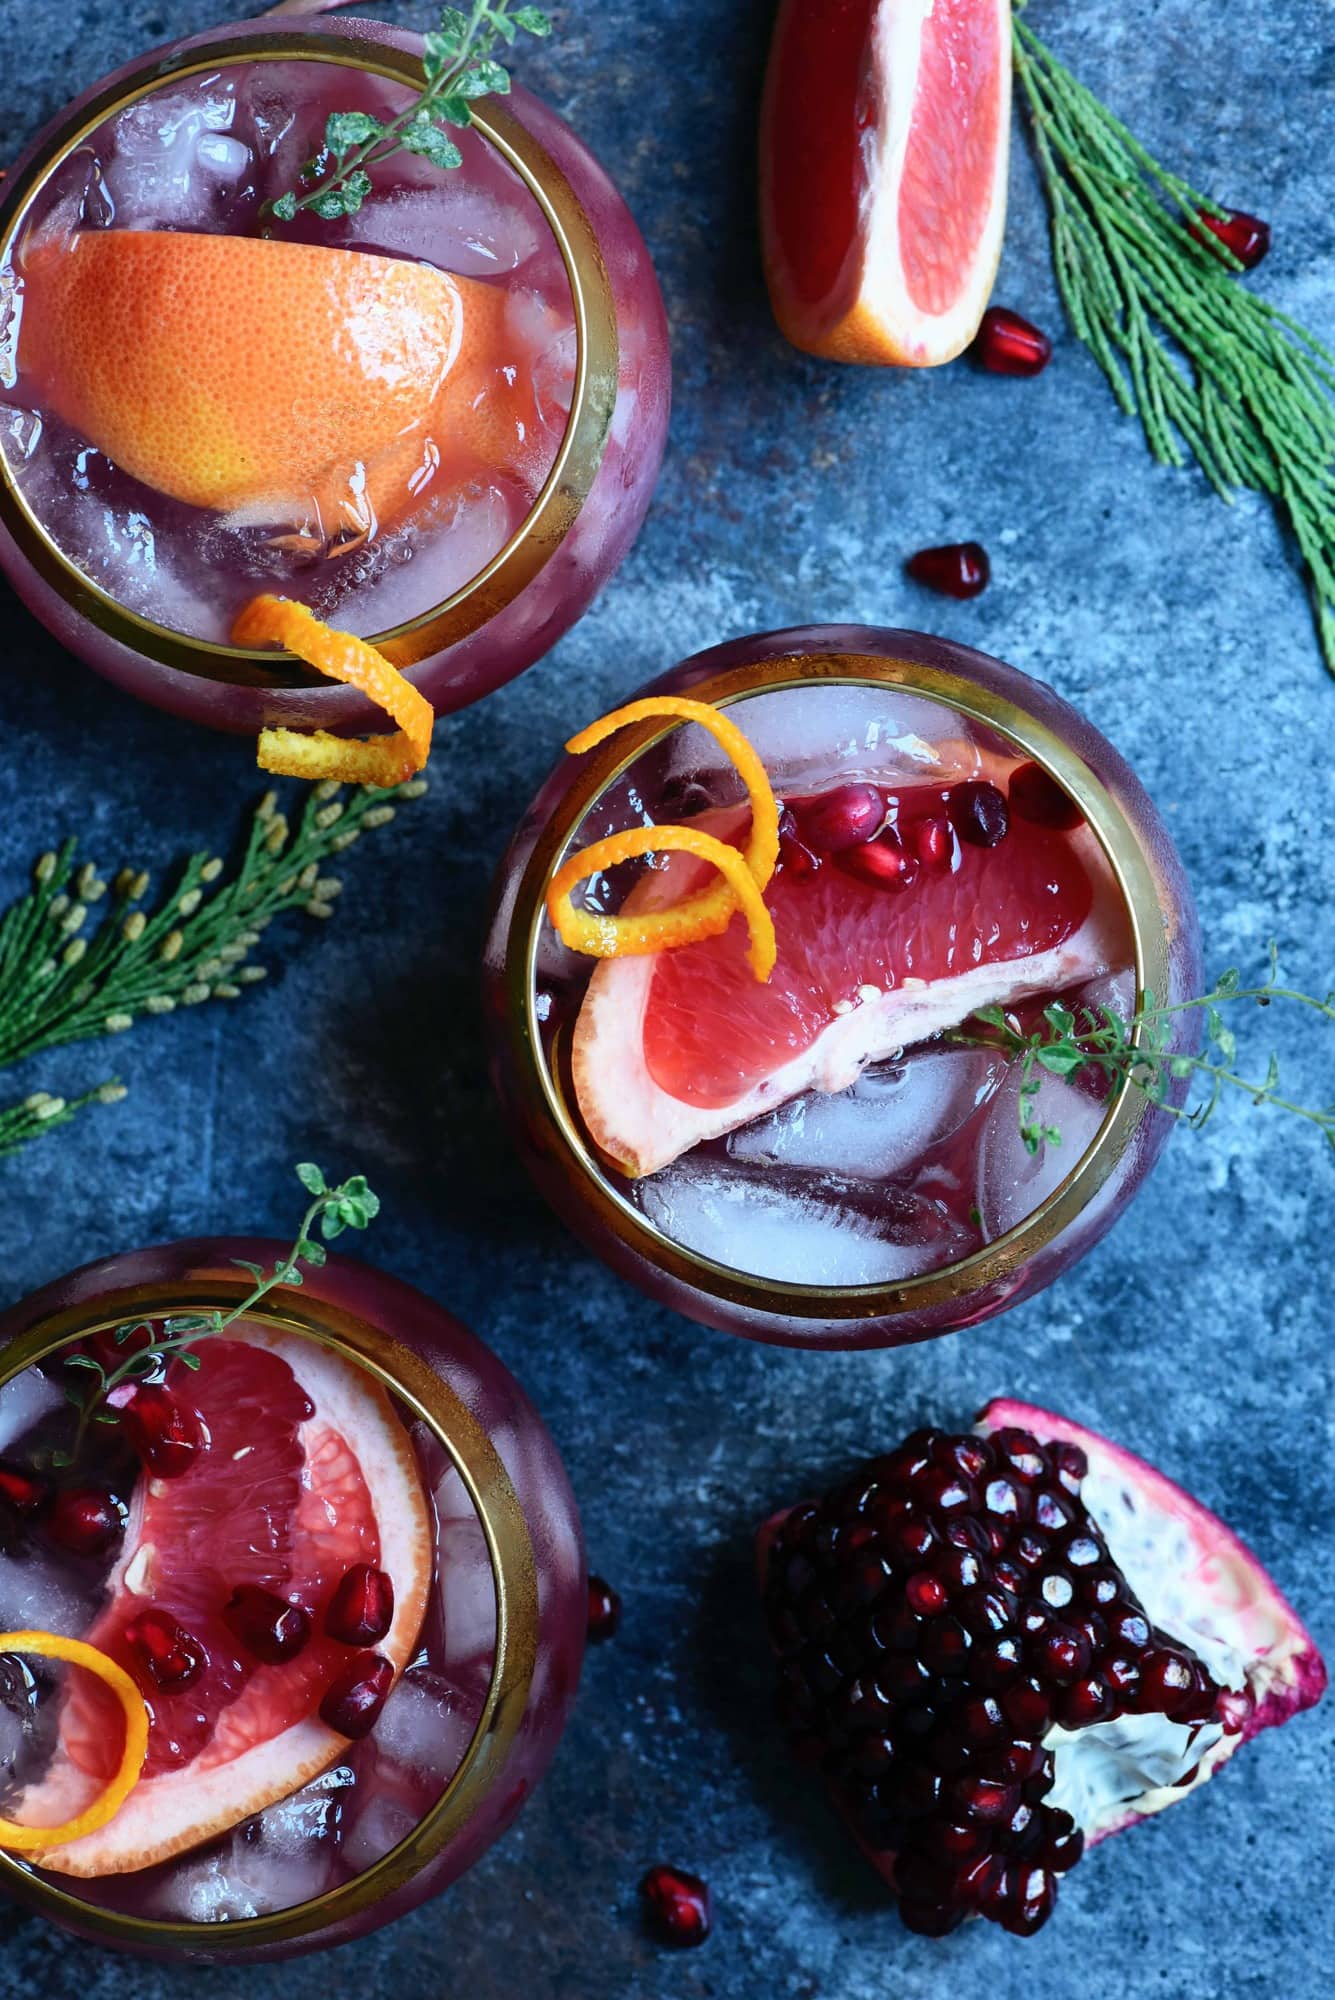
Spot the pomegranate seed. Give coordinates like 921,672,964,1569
640,1863,711,1947
224,1585,312,1664
124,1607,206,1691
906,1572,949,1617
1041,1809,1084,1873
837,830,919,891
325,1563,395,1647
973,306,1053,377
587,1574,622,1642
1008,761,1083,831
906,541,989,599
113,1383,208,1477
319,1652,395,1738
914,816,956,870
45,1486,126,1556
947,781,1009,849
777,823,820,880
1194,206,1271,270
797,782,885,854
0,1464,47,1514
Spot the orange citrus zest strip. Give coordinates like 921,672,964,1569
549,824,777,982
0,1631,148,1852
232,595,434,786
549,697,782,983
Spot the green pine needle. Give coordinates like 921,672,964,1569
270,2,552,223
1013,6,1335,675
0,777,425,1162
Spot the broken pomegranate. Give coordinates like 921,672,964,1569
758,1401,1325,1938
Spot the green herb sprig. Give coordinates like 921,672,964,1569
954,947,1335,1155
0,778,424,1161
271,2,552,223
59,1162,379,1467
1013,5,1335,675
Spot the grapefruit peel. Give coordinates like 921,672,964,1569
547,699,781,983
232,595,434,785
0,1633,148,1853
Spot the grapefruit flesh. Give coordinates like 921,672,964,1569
16,228,546,546
571,775,1130,1178
17,1327,432,1876
760,0,1011,365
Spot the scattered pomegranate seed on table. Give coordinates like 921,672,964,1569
325,1562,395,1646
586,1574,622,1642
972,306,1053,376
905,542,990,599
45,1485,125,1556
1193,206,1271,269
639,1863,711,1947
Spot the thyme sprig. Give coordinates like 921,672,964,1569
59,1162,379,1468
271,2,552,223
0,777,424,1160
954,948,1335,1155
1013,5,1335,675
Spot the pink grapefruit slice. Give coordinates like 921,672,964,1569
571,758,1130,1179
760,0,1012,365
14,1327,432,1876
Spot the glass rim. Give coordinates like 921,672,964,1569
500,642,1174,1325
0,1257,539,1950
0,22,621,688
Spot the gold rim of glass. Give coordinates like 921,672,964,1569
0,25,620,688
502,649,1174,1326
0,1268,539,1949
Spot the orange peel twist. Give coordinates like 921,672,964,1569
547,697,782,984
232,595,434,786
0,1632,149,1852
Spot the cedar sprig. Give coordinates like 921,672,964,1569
954,945,1335,1154
1013,4,1335,675
58,1161,379,1467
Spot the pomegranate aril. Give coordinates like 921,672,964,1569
951,1774,1018,1823
1001,1864,1057,1937
639,1863,711,1948
587,1574,622,1642
114,1382,208,1477
0,1465,46,1514
1002,1678,1052,1735
325,1562,395,1647
1041,1809,1085,1874
798,782,885,853
1057,1676,1116,1728
906,541,990,599
947,781,1008,849
45,1485,126,1556
1194,205,1271,269
776,808,820,880
224,1585,312,1664
319,1651,395,1738
973,306,1053,377
837,830,919,891
1008,760,1083,831
914,816,955,870
124,1607,206,1692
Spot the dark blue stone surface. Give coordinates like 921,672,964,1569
0,2,1332,1995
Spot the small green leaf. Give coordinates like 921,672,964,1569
270,191,298,222
436,95,475,127
423,31,458,83
296,1239,328,1268
1034,1046,1084,1077
456,61,511,98
231,1259,266,1282
64,1353,105,1375
513,6,552,34
296,1163,327,1196
116,1320,153,1346
178,1351,202,1371
94,1410,119,1427
1215,968,1241,999
401,118,464,171
321,1212,347,1240
50,1450,72,1471
325,110,384,159
1169,1055,1195,1079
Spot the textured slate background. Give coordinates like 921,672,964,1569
1,2,1333,1996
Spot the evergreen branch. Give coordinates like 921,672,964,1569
952,946,1335,1155
1012,8,1335,677
0,777,425,1159
271,1,552,222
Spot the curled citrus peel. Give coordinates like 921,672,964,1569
547,697,781,983
0,1632,148,1853
232,595,434,785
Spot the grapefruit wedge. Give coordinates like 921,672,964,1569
15,1327,432,1877
571,760,1129,1179
760,0,1011,365
16,228,543,545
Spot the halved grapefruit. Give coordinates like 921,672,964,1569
14,1327,432,1876
570,755,1129,1178
760,0,1011,365
16,229,543,547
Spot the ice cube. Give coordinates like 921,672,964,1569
0,1550,104,1639
196,134,251,180
662,684,986,795
0,1367,62,1454
338,1791,418,1877
435,1512,497,1667
105,86,239,228
344,184,543,276
373,1668,474,1789
727,1048,1007,1183
975,1066,1112,1241
638,1159,971,1286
